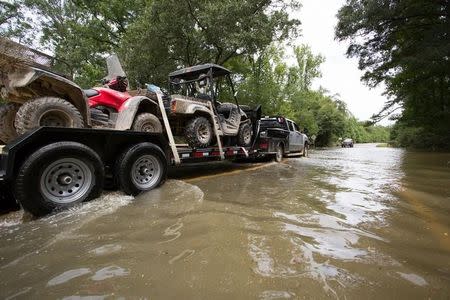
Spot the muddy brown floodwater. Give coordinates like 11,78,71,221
0,144,449,299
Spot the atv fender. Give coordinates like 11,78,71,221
2,67,91,126
115,96,159,130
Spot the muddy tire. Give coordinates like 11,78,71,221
132,113,162,133
238,122,253,147
115,142,167,196
274,143,284,163
15,97,84,135
0,103,20,143
14,142,104,216
185,116,212,148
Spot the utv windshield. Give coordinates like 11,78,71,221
105,54,126,80
170,75,212,100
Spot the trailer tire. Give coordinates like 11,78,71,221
0,103,20,143
15,97,84,135
14,142,104,216
132,113,162,133
115,142,167,196
185,116,212,148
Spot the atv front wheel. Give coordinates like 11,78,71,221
15,97,84,135
238,122,253,147
0,103,20,143
185,116,213,148
132,113,162,133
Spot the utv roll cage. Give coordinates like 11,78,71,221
168,63,239,108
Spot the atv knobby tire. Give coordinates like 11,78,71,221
15,97,84,135
14,142,104,216
132,113,162,133
185,116,213,148
0,103,20,143
238,122,253,147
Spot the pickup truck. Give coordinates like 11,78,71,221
256,117,309,162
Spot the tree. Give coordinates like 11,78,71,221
0,0,33,43
121,0,301,86
7,0,147,86
336,0,450,149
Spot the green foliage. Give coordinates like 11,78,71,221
121,0,301,86
0,0,33,43
232,45,389,146
336,0,450,149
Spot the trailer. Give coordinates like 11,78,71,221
0,92,268,216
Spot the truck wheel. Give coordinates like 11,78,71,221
14,142,104,216
115,142,167,196
0,103,20,143
132,113,162,133
238,123,253,147
15,97,84,135
303,143,308,157
275,144,284,163
185,116,212,148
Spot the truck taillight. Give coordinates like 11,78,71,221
171,100,177,112
259,138,268,149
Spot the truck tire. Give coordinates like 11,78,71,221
15,97,84,135
303,143,308,157
14,142,104,216
132,113,162,133
238,122,253,147
115,142,167,196
0,103,20,143
274,143,284,163
185,116,212,148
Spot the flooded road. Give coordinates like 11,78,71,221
1,144,449,299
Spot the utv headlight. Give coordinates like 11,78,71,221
260,131,267,138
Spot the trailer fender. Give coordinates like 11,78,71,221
115,96,159,130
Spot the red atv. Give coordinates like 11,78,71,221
86,54,162,132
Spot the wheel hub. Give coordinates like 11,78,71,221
131,155,161,190
40,158,92,204
58,174,73,185
39,110,72,127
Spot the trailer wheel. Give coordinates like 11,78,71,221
132,113,162,133
14,142,104,216
115,143,167,196
15,97,84,135
0,103,20,143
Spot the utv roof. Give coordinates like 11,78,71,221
169,63,231,80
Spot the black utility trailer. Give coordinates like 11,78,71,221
0,127,169,216
0,93,293,217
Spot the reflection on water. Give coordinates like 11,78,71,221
0,144,449,299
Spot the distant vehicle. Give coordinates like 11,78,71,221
341,138,354,148
256,117,309,162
